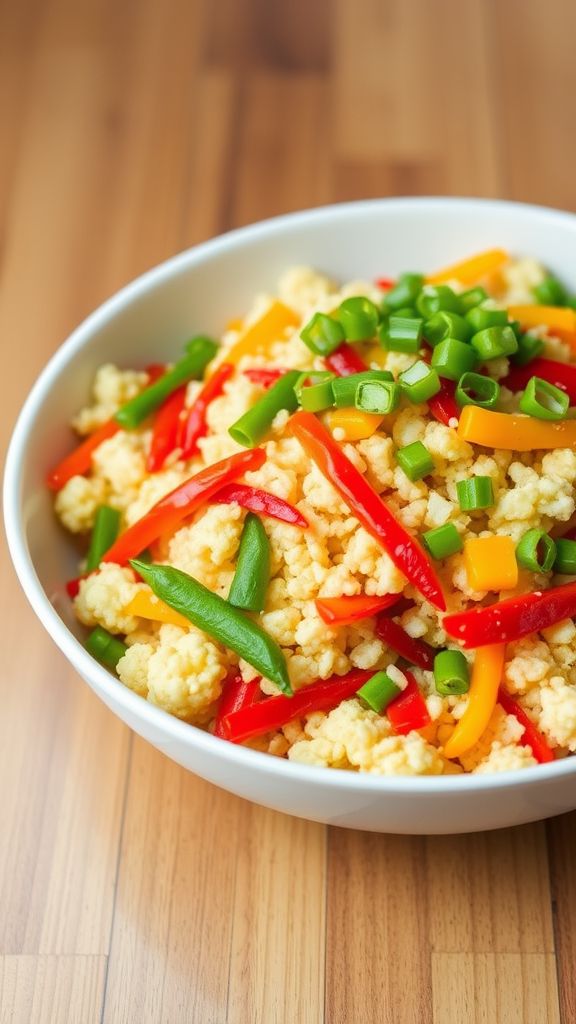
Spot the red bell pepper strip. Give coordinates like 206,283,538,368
243,368,289,387
47,419,120,490
66,575,85,599
147,385,187,472
325,342,367,377
220,669,373,743
497,687,554,764
387,672,431,735
444,580,576,649
503,357,576,403
427,378,459,426
144,363,168,384
102,447,266,565
289,411,446,610
375,614,436,669
375,277,396,290
315,593,400,627
178,362,234,458
213,673,261,738
211,483,308,527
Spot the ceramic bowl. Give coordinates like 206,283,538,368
6,197,576,834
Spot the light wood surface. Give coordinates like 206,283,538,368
1,0,575,1021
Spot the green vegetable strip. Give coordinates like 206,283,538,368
130,559,292,694
382,273,423,311
86,506,121,573
338,296,380,341
228,513,270,612
229,370,300,448
86,626,127,669
511,334,544,367
534,276,567,306
355,380,400,414
519,377,569,421
433,649,470,695
357,671,402,713
332,370,393,408
516,529,556,573
455,372,500,409
115,336,218,429
422,523,463,559
553,539,576,575
456,476,494,511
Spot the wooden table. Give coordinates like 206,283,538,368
1,1,575,1020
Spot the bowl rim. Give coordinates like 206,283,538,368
5,194,576,794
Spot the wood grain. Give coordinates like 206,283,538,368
1,0,575,1020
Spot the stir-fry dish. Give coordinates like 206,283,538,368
48,249,576,774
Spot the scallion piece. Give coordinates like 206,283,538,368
465,307,509,332
516,529,556,573
396,440,435,482
518,376,569,421
470,325,518,361
398,360,441,403
456,476,494,511
379,314,423,353
338,296,380,341
455,372,500,409
382,273,424,311
553,539,576,575
433,649,470,696
300,313,344,355
332,370,393,408
229,370,301,447
459,286,488,312
533,276,567,306
355,379,400,414
416,285,462,319
294,371,336,412
424,311,472,345
357,670,402,714
422,523,463,559
86,626,127,670
431,337,477,381
511,333,545,367
115,337,218,429
86,506,121,573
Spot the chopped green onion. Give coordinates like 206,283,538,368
533,276,567,306
228,513,270,612
294,371,336,412
115,338,218,429
332,370,393,408
424,311,472,345
398,360,441,403
86,506,121,573
455,372,500,409
511,333,545,367
553,539,576,575
357,670,402,713
422,523,463,560
416,285,462,319
378,314,423,353
465,307,509,333
456,476,494,511
300,313,344,355
229,370,301,447
396,440,435,482
518,376,569,421
434,649,470,696
431,337,477,381
355,380,400,414
338,296,380,341
470,325,518,360
86,626,127,670
567,296,576,311
382,273,424,311
459,286,488,312
516,529,556,573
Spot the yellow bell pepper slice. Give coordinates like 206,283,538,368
508,304,576,347
443,643,505,760
325,408,384,441
426,248,508,286
220,301,300,368
457,405,576,451
125,588,191,629
226,317,243,333
463,536,518,592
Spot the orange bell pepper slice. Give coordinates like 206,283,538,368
220,301,299,368
315,593,400,626
457,405,576,451
124,588,191,628
443,644,505,759
427,248,508,286
508,304,576,348
463,536,518,592
325,408,384,441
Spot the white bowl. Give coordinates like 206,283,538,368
5,197,576,834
